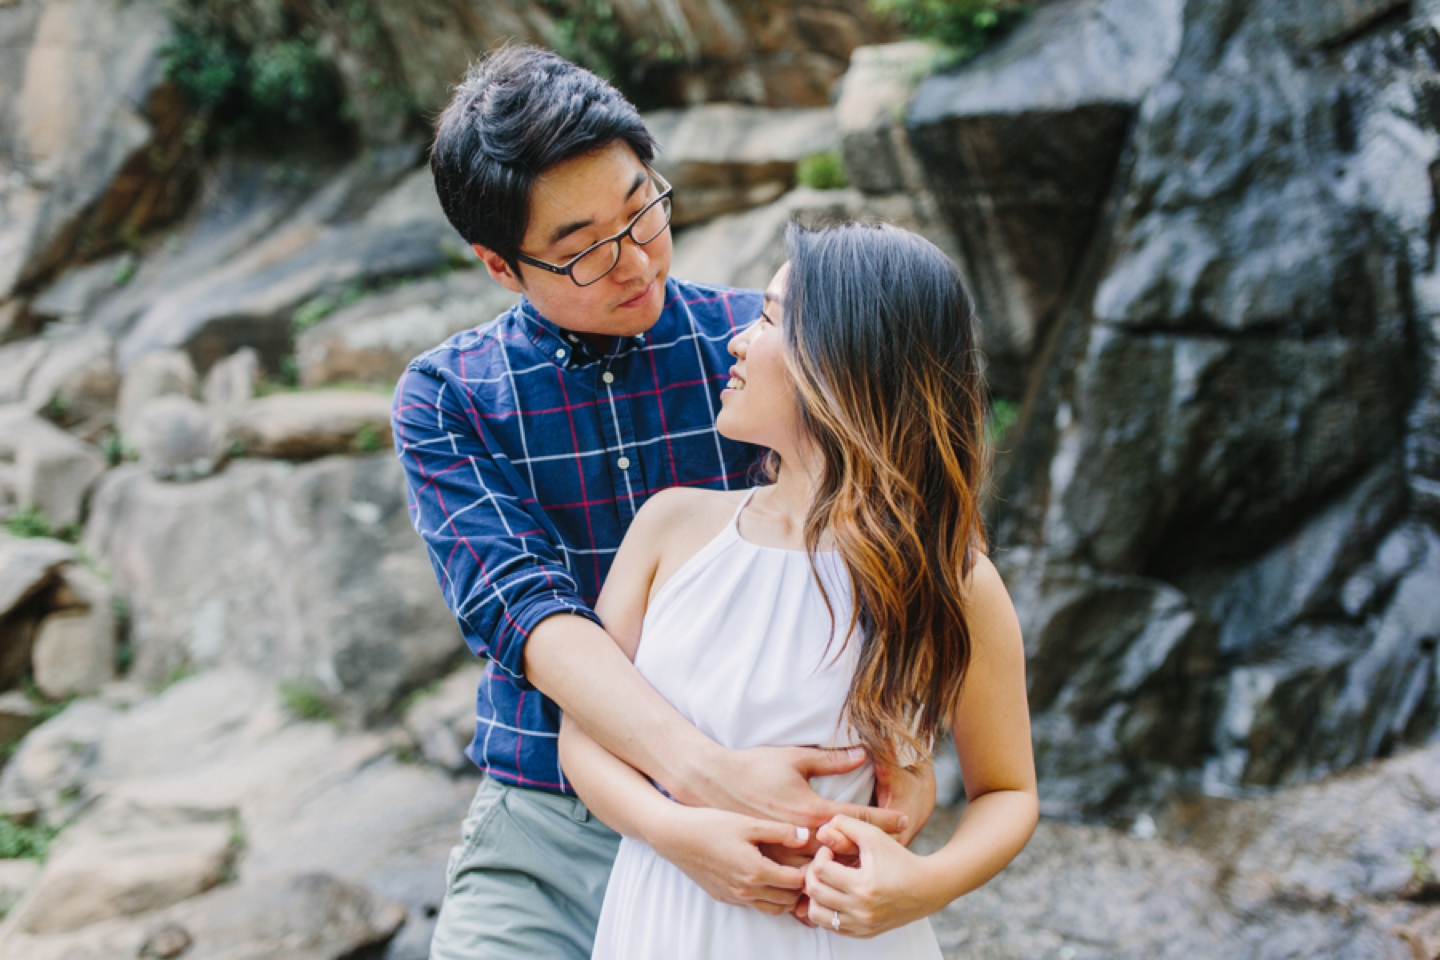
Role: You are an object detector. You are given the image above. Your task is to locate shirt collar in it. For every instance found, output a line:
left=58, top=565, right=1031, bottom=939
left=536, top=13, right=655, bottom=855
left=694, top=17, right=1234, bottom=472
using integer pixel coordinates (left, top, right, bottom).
left=516, top=295, right=653, bottom=368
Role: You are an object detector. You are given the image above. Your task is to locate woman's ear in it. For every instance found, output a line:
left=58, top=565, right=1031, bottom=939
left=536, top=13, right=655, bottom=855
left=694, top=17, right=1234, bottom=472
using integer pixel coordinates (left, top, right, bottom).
left=472, top=243, right=524, bottom=293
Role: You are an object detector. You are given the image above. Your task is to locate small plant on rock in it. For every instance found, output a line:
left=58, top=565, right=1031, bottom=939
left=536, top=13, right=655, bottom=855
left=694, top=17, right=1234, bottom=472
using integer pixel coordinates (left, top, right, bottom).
left=0, top=817, right=59, bottom=861
left=872, top=0, right=1030, bottom=65
left=279, top=679, right=335, bottom=724
left=352, top=423, right=383, bottom=454
left=5, top=506, right=52, bottom=539
left=796, top=151, right=849, bottom=191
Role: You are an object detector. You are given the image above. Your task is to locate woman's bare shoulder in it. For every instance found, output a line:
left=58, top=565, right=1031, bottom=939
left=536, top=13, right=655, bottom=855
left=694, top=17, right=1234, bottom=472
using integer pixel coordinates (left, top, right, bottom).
left=963, top=553, right=1024, bottom=659
left=635, top=485, right=745, bottom=528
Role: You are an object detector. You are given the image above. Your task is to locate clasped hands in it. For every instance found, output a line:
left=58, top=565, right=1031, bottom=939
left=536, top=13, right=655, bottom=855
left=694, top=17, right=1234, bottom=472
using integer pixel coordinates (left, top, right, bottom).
left=655, top=744, right=938, bottom=938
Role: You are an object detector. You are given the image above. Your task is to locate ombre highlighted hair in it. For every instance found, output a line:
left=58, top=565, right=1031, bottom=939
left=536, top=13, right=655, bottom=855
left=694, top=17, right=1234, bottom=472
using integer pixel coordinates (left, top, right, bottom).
left=775, top=220, right=989, bottom=767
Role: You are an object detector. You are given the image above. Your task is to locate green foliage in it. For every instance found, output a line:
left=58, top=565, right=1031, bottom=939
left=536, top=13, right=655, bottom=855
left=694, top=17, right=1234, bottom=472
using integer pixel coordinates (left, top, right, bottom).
left=112, top=258, right=137, bottom=288
left=279, top=679, right=335, bottom=723
left=351, top=423, right=382, bottom=454
left=161, top=16, right=346, bottom=145
left=0, top=818, right=59, bottom=861
left=544, top=0, right=685, bottom=103
left=796, top=151, right=848, bottom=191
left=873, top=0, right=1029, bottom=63
left=987, top=397, right=1019, bottom=448
left=5, top=506, right=52, bottom=539
left=22, top=677, right=73, bottom=723
left=1405, top=846, right=1437, bottom=885
left=292, top=295, right=337, bottom=335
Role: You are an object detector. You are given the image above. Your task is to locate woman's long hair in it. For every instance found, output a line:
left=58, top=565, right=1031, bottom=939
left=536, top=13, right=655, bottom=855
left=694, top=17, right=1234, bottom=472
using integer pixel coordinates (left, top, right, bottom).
left=776, top=220, right=989, bottom=767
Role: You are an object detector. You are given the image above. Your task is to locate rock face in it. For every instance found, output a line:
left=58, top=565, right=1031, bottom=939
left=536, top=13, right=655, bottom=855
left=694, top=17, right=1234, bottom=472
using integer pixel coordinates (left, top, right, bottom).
left=985, top=0, right=1440, bottom=813
left=0, top=0, right=188, bottom=300
left=231, top=391, right=393, bottom=460
left=0, top=407, right=106, bottom=529
left=918, top=741, right=1440, bottom=960
left=0, top=667, right=471, bottom=959
left=117, top=166, right=465, bottom=375
left=645, top=105, right=838, bottom=226
left=83, top=458, right=461, bottom=723
left=671, top=186, right=961, bottom=292
left=31, top=565, right=114, bottom=699
left=296, top=271, right=516, bottom=388
left=906, top=0, right=1185, bottom=397
left=131, top=395, right=227, bottom=482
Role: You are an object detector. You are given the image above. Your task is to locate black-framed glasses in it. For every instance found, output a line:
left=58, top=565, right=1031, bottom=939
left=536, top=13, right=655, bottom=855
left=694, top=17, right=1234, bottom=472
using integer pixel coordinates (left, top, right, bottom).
left=515, top=167, right=674, bottom=287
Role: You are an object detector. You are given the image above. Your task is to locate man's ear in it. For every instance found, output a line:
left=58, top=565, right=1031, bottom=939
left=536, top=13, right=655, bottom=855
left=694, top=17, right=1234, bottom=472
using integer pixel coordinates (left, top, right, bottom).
left=472, top=244, right=524, bottom=294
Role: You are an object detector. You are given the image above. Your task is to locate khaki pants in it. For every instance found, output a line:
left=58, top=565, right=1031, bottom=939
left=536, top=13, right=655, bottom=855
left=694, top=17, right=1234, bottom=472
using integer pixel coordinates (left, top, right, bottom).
left=430, top=776, right=621, bottom=960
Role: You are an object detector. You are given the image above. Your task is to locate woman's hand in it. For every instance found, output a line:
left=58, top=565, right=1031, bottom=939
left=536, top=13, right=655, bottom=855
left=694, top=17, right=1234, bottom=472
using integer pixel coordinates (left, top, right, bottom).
left=804, top=814, right=941, bottom=938
left=650, top=805, right=812, bottom=915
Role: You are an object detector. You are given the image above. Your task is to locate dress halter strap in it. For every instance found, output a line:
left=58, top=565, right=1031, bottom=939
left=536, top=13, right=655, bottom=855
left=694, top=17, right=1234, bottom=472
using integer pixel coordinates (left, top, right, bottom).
left=729, top=487, right=761, bottom=532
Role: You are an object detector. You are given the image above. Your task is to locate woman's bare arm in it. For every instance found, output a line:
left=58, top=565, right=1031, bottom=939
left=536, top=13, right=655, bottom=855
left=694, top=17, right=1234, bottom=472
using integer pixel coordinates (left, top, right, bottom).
left=803, top=554, right=1038, bottom=936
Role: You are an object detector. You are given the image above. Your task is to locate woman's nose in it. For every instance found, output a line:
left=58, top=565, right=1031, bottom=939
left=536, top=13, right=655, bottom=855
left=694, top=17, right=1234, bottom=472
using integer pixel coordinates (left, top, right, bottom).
left=727, top=323, right=753, bottom=358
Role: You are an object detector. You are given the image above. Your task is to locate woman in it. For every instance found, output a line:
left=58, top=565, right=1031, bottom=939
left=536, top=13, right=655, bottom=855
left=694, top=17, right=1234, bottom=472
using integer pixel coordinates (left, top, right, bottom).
left=558, top=221, right=1037, bottom=958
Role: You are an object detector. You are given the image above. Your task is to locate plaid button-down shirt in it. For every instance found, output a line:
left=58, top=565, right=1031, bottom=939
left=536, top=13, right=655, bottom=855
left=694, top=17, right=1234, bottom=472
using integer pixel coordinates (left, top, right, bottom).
left=393, top=277, right=763, bottom=794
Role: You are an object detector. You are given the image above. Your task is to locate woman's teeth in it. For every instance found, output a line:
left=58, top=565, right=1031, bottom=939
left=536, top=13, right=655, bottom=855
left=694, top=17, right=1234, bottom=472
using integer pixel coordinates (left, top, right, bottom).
left=727, top=377, right=745, bottom=390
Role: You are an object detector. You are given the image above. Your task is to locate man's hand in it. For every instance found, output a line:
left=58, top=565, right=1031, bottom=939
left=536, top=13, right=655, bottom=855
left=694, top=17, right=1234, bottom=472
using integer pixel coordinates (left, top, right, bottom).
left=876, top=759, right=935, bottom=847
left=649, top=806, right=812, bottom=915
left=677, top=745, right=910, bottom=835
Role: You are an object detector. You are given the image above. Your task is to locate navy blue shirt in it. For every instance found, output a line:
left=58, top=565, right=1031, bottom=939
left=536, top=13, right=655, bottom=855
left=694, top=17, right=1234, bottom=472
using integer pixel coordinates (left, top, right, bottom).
left=393, top=277, right=762, bottom=793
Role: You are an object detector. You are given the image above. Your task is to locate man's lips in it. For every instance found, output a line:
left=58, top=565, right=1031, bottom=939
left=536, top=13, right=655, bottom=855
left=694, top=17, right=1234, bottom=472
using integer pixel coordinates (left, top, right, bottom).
left=617, top=280, right=654, bottom=309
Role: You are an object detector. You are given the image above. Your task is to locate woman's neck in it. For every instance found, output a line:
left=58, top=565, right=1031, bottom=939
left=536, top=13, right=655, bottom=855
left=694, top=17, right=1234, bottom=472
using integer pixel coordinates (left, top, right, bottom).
left=749, top=441, right=824, bottom=549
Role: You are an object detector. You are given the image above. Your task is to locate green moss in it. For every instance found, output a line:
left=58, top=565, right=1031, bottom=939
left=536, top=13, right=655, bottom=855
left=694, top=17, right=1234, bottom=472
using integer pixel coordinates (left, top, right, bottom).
left=987, top=397, right=1019, bottom=448
left=0, top=818, right=59, bottom=861
left=5, top=507, right=52, bottom=539
left=872, top=0, right=1029, bottom=64
left=796, top=151, right=848, bottom=191
left=351, top=423, right=383, bottom=454
left=279, top=679, right=335, bottom=723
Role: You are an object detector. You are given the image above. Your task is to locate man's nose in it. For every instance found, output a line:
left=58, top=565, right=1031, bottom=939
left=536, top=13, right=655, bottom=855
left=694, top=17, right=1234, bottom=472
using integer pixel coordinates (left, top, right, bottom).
left=611, top=235, right=650, bottom=283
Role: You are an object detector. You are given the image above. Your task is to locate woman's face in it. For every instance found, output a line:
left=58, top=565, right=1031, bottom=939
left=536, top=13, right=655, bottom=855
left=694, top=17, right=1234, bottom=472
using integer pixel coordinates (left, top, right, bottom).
left=716, top=263, right=804, bottom=453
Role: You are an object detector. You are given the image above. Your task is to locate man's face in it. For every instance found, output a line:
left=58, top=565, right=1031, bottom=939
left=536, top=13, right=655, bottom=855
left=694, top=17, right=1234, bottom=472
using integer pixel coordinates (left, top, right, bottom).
left=473, top=140, right=672, bottom=339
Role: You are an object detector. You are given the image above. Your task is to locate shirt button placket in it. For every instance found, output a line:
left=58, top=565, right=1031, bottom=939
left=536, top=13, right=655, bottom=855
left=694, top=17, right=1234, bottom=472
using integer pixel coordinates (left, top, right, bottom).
left=601, top=361, right=639, bottom=522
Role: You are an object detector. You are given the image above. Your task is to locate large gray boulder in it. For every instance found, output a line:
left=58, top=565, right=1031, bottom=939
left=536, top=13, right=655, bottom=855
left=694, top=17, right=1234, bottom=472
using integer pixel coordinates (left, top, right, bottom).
left=231, top=391, right=393, bottom=461
left=83, top=458, right=461, bottom=722
left=671, top=186, right=961, bottom=294
left=296, top=271, right=516, bottom=388
left=0, top=406, right=106, bottom=529
left=645, top=105, right=838, bottom=227
left=836, top=42, right=939, bottom=195
left=987, top=0, right=1440, bottom=813
left=906, top=0, right=1184, bottom=397
left=115, top=349, right=197, bottom=442
left=20, top=328, right=118, bottom=429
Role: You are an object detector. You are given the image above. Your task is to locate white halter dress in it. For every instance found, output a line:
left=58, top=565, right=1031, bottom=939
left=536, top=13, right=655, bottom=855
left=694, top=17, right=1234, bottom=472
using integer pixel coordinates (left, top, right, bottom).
left=590, top=490, right=942, bottom=960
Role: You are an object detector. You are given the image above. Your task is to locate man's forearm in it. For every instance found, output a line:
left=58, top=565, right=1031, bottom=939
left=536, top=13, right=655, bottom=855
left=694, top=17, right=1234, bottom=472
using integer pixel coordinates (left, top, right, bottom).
left=524, top=613, right=715, bottom=803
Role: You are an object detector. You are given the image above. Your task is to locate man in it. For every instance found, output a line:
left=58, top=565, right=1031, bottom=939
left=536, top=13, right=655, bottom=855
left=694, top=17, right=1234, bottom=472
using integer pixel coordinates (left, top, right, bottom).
left=393, top=45, right=934, bottom=960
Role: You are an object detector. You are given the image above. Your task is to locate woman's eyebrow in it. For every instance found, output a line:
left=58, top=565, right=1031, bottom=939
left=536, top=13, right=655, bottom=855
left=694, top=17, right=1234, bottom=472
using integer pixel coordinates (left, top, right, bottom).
left=546, top=171, right=649, bottom=247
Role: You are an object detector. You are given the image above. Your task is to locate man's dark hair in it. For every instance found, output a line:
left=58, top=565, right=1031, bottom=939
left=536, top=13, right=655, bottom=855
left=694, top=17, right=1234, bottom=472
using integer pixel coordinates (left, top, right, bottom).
left=431, top=46, right=656, bottom=273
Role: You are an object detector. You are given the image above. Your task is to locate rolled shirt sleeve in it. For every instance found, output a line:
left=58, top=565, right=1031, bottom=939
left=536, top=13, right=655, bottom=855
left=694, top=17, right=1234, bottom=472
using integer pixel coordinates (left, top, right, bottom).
left=392, top=359, right=602, bottom=690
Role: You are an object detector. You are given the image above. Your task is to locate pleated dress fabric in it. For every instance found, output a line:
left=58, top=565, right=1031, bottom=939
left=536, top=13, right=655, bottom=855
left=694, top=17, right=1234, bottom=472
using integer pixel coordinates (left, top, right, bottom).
left=591, top=492, right=943, bottom=960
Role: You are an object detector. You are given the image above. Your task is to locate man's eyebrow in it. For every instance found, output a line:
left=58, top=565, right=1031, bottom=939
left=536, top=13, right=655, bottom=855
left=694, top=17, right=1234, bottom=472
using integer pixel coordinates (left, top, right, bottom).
left=546, top=171, right=649, bottom=248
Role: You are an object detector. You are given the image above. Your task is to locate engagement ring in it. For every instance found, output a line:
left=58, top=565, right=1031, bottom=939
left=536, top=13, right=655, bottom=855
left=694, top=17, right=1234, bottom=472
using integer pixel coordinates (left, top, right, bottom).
left=831, top=910, right=842, bottom=931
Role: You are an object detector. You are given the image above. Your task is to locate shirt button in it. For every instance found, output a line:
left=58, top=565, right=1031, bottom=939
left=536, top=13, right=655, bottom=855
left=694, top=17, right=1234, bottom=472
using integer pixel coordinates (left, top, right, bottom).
left=555, top=348, right=566, bottom=359
left=616, top=456, right=631, bottom=470
left=602, top=371, right=615, bottom=385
